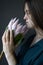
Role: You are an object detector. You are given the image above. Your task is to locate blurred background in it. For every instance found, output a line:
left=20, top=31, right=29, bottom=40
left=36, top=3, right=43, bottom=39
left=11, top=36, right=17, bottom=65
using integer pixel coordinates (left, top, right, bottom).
left=0, top=0, right=25, bottom=65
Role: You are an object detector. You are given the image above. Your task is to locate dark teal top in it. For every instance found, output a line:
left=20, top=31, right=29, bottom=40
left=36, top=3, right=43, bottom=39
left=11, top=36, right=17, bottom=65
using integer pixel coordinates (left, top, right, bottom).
left=21, top=39, right=43, bottom=65
left=15, top=29, right=43, bottom=65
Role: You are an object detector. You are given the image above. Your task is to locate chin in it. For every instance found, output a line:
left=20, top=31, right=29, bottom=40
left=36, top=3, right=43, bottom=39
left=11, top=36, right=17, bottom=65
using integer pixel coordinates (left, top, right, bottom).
left=27, top=25, right=33, bottom=29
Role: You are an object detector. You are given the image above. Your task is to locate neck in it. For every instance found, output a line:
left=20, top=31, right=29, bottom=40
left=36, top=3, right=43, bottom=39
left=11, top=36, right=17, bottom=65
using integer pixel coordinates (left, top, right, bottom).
left=30, top=27, right=43, bottom=47
left=34, top=27, right=43, bottom=42
left=35, top=27, right=43, bottom=37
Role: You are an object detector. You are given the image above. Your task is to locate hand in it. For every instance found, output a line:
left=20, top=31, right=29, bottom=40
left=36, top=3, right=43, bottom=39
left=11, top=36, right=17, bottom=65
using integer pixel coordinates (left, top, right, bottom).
left=2, top=30, right=17, bottom=65
left=2, top=29, right=15, bottom=55
left=2, top=17, right=28, bottom=65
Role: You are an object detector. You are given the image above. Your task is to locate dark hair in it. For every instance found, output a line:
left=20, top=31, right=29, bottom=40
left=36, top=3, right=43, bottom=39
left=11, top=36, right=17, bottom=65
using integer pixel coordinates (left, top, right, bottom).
left=24, top=0, right=43, bottom=30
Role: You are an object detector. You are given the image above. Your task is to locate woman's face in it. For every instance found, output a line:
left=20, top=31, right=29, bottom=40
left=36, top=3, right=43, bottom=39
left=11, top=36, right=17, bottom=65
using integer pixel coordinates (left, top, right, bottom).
left=23, top=3, right=34, bottom=28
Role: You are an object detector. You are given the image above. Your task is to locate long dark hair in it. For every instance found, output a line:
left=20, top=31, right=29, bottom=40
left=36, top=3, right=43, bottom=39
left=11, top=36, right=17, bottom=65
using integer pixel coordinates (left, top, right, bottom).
left=24, top=0, right=43, bottom=30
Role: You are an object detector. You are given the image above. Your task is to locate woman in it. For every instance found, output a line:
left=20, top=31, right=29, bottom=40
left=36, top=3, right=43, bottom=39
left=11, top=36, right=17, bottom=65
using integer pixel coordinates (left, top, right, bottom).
left=2, top=0, right=43, bottom=65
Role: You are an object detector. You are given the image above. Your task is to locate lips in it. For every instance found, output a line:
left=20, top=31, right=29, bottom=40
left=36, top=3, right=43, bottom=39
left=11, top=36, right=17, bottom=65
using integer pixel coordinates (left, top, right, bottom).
left=26, top=20, right=28, bottom=23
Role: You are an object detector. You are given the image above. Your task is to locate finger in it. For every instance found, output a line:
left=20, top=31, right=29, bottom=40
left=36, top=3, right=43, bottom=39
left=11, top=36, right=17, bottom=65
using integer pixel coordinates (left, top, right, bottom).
left=6, top=30, right=10, bottom=43
left=2, top=31, right=6, bottom=44
left=10, top=30, right=14, bottom=44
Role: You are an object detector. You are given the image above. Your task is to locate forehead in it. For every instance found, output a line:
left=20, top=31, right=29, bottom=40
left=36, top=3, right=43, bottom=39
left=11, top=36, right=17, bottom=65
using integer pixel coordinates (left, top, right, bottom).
left=24, top=3, right=29, bottom=12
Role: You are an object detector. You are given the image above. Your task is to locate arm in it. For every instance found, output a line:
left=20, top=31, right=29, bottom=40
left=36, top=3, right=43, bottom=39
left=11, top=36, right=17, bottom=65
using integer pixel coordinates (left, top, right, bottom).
left=5, top=52, right=17, bottom=65
left=2, top=18, right=27, bottom=65
left=2, top=30, right=17, bottom=65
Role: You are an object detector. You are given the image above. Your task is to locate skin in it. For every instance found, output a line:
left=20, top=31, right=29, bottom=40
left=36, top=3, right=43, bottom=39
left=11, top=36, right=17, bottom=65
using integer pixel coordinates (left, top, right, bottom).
left=2, top=30, right=17, bottom=65
left=2, top=18, right=27, bottom=65
left=2, top=2, right=43, bottom=65
left=24, top=2, right=43, bottom=46
left=23, top=3, right=35, bottom=28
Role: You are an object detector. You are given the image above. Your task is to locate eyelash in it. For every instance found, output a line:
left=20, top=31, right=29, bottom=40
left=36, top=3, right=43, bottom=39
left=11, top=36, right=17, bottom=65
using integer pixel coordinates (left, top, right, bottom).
left=24, top=11, right=30, bottom=16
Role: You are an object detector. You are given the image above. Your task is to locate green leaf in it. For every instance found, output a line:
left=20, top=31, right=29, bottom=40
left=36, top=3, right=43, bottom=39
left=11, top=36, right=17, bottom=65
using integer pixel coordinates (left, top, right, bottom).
left=14, top=33, right=23, bottom=44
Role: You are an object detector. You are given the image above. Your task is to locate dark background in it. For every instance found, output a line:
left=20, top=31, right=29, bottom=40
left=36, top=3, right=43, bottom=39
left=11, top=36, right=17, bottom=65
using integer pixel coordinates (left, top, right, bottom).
left=0, top=0, right=25, bottom=65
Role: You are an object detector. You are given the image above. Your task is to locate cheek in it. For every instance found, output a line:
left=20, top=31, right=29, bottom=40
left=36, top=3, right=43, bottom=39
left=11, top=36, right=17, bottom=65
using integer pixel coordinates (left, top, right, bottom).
left=28, top=15, right=34, bottom=25
left=26, top=18, right=34, bottom=28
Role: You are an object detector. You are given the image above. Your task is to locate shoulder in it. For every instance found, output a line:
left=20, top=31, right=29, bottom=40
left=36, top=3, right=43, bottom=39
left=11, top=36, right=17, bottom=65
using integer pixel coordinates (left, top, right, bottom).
left=33, top=52, right=43, bottom=65
left=16, top=39, right=43, bottom=65
left=20, top=39, right=43, bottom=65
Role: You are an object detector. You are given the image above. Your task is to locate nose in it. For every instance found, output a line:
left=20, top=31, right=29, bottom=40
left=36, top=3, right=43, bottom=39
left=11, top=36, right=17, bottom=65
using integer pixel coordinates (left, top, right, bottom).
left=23, top=14, right=27, bottom=20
